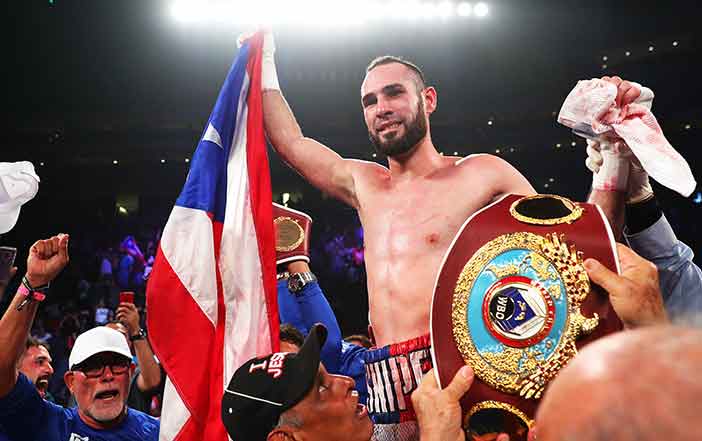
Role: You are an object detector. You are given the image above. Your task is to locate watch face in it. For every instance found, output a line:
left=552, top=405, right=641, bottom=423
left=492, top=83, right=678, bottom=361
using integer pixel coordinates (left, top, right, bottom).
left=288, top=276, right=302, bottom=292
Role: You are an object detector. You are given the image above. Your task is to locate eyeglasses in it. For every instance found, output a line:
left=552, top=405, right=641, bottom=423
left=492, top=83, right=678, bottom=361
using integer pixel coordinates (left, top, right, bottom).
left=73, top=357, right=131, bottom=379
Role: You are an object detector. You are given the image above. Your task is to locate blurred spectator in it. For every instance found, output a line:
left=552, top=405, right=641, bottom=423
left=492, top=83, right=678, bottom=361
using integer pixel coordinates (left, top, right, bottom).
left=94, top=299, right=111, bottom=325
left=116, top=235, right=146, bottom=292
left=108, top=301, right=163, bottom=415
left=17, top=337, right=54, bottom=401
left=99, top=249, right=113, bottom=281
left=66, top=301, right=164, bottom=417
left=46, top=312, right=81, bottom=406
left=0, top=234, right=157, bottom=440
left=30, top=318, right=53, bottom=344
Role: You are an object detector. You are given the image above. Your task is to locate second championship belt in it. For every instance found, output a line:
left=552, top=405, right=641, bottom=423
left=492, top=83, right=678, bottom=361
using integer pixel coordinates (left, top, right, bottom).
left=430, top=194, right=622, bottom=441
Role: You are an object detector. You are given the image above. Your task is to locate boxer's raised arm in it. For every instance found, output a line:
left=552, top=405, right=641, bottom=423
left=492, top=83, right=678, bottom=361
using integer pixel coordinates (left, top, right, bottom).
left=256, top=32, right=358, bottom=208
left=263, top=90, right=359, bottom=208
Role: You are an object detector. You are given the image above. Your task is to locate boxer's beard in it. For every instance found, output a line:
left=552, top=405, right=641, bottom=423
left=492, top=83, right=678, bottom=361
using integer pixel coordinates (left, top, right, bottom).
left=369, top=101, right=428, bottom=158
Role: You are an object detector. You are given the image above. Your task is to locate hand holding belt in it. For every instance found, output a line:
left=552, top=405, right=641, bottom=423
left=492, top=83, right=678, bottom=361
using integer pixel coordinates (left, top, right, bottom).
left=273, top=203, right=312, bottom=266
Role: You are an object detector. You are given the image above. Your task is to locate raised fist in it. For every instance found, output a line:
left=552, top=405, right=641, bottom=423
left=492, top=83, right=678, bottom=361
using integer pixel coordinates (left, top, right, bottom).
left=26, top=234, right=70, bottom=288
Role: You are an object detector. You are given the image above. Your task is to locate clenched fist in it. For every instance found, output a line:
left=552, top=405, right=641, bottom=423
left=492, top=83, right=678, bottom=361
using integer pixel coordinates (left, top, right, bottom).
left=26, top=234, right=70, bottom=288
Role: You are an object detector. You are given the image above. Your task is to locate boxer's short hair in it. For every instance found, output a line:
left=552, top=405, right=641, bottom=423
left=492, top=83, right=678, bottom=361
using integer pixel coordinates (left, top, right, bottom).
left=366, top=55, right=426, bottom=92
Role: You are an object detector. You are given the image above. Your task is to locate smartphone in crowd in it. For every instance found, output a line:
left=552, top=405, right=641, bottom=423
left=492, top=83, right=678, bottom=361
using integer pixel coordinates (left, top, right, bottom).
left=119, top=291, right=135, bottom=304
left=0, top=247, right=17, bottom=284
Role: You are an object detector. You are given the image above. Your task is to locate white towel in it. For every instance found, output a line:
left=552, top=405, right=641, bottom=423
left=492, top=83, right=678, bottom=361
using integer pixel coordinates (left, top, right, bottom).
left=558, top=79, right=696, bottom=197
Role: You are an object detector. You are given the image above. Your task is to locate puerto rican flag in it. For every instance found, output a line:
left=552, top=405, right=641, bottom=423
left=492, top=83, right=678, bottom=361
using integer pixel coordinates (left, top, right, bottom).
left=147, top=33, right=279, bottom=441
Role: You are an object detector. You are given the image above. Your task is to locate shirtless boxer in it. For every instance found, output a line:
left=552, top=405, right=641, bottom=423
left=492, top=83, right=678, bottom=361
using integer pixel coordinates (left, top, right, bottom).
left=257, top=32, right=629, bottom=436
left=262, top=37, right=534, bottom=348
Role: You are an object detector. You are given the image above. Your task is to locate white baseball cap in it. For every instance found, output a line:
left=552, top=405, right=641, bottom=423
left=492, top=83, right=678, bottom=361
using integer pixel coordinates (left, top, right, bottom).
left=69, top=326, right=133, bottom=369
left=0, top=162, right=40, bottom=234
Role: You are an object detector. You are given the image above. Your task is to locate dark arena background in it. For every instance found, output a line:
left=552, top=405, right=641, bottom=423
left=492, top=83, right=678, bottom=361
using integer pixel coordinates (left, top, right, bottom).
left=3, top=0, right=701, bottom=339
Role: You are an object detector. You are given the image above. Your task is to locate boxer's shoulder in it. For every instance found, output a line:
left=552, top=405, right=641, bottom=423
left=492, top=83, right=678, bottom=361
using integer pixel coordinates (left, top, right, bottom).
left=455, top=153, right=532, bottom=190
left=346, top=158, right=391, bottom=182
left=454, top=153, right=504, bottom=169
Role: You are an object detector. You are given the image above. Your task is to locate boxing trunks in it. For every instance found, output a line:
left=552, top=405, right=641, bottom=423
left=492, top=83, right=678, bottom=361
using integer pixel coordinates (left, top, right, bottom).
left=362, top=335, right=432, bottom=441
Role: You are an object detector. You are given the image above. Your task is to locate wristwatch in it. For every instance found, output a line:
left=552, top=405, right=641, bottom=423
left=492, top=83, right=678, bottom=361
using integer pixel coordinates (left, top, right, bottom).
left=130, top=328, right=147, bottom=342
left=287, top=272, right=317, bottom=293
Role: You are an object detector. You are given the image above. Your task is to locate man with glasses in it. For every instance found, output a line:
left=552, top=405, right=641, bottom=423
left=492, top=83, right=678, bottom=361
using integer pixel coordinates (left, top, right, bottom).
left=0, top=234, right=159, bottom=441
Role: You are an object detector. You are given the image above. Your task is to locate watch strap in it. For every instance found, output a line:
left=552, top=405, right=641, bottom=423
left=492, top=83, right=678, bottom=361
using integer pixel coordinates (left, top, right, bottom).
left=130, top=329, right=146, bottom=341
left=287, top=271, right=317, bottom=293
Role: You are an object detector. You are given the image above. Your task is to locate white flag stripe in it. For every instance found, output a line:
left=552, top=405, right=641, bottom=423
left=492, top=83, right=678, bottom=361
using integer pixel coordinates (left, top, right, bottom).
left=220, top=73, right=272, bottom=390
left=159, top=377, right=191, bottom=441
left=160, top=206, right=219, bottom=325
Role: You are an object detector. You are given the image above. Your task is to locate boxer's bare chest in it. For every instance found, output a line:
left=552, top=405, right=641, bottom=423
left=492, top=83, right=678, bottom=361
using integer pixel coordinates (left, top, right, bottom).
left=354, top=164, right=498, bottom=343
left=357, top=165, right=496, bottom=263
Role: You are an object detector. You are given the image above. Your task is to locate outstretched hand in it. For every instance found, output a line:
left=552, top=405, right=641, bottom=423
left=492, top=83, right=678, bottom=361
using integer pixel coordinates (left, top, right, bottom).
left=116, top=301, right=141, bottom=337
left=412, top=367, right=474, bottom=441
left=26, top=234, right=70, bottom=288
left=584, top=243, right=667, bottom=329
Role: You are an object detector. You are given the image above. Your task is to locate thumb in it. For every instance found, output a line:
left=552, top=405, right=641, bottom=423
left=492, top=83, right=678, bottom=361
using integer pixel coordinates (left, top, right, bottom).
left=586, top=139, right=601, bottom=152
left=58, top=234, right=70, bottom=262
left=584, top=258, right=621, bottom=296
left=443, top=365, right=474, bottom=401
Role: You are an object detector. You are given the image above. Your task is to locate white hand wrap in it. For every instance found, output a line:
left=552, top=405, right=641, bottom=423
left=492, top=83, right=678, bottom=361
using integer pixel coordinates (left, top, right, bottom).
left=626, top=158, right=654, bottom=204
left=586, top=139, right=653, bottom=201
left=589, top=138, right=630, bottom=192
left=262, top=32, right=280, bottom=91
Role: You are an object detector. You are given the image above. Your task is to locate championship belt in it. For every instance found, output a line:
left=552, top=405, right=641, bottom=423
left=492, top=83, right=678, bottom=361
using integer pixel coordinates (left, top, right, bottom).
left=430, top=194, right=622, bottom=441
left=273, top=203, right=312, bottom=266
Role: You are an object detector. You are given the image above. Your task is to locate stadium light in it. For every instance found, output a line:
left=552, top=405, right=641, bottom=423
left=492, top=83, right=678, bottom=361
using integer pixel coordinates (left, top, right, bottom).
left=437, top=1, right=453, bottom=18
left=168, top=1, right=490, bottom=25
left=421, top=2, right=438, bottom=19
left=171, top=1, right=204, bottom=23
left=474, top=2, right=489, bottom=17
left=456, top=2, right=472, bottom=16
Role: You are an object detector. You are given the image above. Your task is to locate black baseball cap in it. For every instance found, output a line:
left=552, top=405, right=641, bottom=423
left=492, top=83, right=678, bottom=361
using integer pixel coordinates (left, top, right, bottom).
left=221, top=324, right=328, bottom=441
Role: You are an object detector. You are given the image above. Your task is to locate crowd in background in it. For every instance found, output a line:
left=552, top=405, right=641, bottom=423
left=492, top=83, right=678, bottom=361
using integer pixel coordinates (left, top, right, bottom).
left=0, top=205, right=367, bottom=414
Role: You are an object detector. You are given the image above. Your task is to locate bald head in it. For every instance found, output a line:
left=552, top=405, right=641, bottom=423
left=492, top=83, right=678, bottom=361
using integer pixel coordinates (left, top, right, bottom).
left=536, top=326, right=702, bottom=441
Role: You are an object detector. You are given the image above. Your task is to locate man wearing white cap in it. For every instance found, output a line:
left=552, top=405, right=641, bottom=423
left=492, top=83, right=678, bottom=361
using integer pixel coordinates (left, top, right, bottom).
left=0, top=161, right=40, bottom=234
left=0, top=234, right=159, bottom=441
